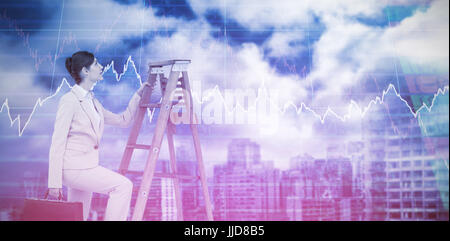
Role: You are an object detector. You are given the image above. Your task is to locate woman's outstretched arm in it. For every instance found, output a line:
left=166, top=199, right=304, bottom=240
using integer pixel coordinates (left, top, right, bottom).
left=101, top=92, right=141, bottom=128
left=101, top=82, right=151, bottom=128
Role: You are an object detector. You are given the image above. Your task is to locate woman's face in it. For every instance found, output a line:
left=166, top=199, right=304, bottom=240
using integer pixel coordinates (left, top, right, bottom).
left=85, top=58, right=104, bottom=83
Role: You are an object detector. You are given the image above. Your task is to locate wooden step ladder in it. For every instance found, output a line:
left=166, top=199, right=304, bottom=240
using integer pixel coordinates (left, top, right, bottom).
left=118, top=60, right=213, bottom=221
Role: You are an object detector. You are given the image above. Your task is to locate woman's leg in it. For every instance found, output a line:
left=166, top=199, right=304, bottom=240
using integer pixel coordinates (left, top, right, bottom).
left=67, top=187, right=92, bottom=221
left=64, top=169, right=92, bottom=221
left=63, top=166, right=133, bottom=221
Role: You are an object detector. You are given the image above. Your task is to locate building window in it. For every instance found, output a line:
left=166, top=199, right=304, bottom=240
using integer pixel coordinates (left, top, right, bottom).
left=414, top=201, right=423, bottom=208
left=425, top=202, right=437, bottom=209
left=402, top=181, right=411, bottom=188
left=402, top=161, right=411, bottom=167
left=388, top=182, right=400, bottom=188
left=388, top=151, right=400, bottom=158
left=403, top=202, right=412, bottom=209
left=402, top=192, right=412, bottom=199
left=389, top=213, right=401, bottom=219
left=402, top=171, right=411, bottom=178
left=424, top=181, right=436, bottom=188
left=413, top=191, right=423, bottom=198
left=424, top=149, right=434, bottom=155
left=401, top=138, right=410, bottom=145
left=427, top=212, right=437, bottom=220
left=424, top=170, right=435, bottom=177
left=414, top=160, right=422, bottom=167
left=424, top=191, right=438, bottom=199
left=388, top=172, right=400, bottom=178
left=425, top=160, right=435, bottom=167
left=403, top=212, right=413, bottom=219
left=388, top=162, right=399, bottom=169
left=388, top=192, right=400, bottom=199
left=413, top=171, right=422, bottom=178
left=414, top=181, right=423, bottom=188
left=415, top=212, right=424, bottom=219
left=388, top=140, right=400, bottom=146
left=389, top=202, right=400, bottom=209
left=402, top=151, right=410, bottom=157
left=439, top=212, right=449, bottom=220
left=412, top=138, right=422, bottom=144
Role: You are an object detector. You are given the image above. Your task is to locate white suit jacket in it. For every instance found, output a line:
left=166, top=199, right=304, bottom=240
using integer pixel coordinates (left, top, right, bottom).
left=48, top=86, right=141, bottom=188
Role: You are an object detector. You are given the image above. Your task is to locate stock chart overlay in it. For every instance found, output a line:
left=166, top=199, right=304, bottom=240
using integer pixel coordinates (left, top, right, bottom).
left=0, top=0, right=448, bottom=221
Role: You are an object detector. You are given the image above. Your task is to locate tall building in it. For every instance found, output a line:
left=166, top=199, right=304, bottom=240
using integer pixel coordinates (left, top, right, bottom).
left=176, top=144, right=208, bottom=220
left=347, top=141, right=367, bottom=221
left=281, top=155, right=356, bottom=220
left=362, top=98, right=390, bottom=220
left=362, top=88, right=449, bottom=220
left=227, top=138, right=261, bottom=168
left=213, top=138, right=283, bottom=220
left=384, top=133, right=449, bottom=220
left=161, top=177, right=177, bottom=221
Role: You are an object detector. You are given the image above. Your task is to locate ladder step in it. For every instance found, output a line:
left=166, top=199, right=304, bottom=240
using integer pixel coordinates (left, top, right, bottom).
left=140, top=100, right=181, bottom=109
left=140, top=103, right=161, bottom=108
left=127, top=144, right=152, bottom=150
left=125, top=170, right=199, bottom=180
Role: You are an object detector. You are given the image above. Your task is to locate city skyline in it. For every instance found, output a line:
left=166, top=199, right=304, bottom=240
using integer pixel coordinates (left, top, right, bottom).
left=1, top=129, right=448, bottom=221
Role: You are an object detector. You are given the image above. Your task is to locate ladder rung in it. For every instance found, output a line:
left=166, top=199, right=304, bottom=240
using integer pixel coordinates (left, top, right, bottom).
left=125, top=170, right=199, bottom=180
left=140, top=103, right=161, bottom=108
left=149, top=59, right=191, bottom=67
left=127, top=144, right=152, bottom=150
left=140, top=100, right=182, bottom=109
left=156, top=173, right=199, bottom=180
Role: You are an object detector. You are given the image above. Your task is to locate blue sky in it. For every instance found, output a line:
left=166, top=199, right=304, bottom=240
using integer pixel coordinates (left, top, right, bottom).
left=0, top=0, right=448, bottom=168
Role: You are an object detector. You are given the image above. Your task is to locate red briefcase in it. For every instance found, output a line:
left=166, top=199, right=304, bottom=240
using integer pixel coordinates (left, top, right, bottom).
left=21, top=190, right=83, bottom=221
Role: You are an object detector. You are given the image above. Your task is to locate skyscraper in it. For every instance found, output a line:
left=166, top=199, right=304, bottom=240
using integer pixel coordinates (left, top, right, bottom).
left=176, top=143, right=207, bottom=220
left=213, top=138, right=283, bottom=220
left=362, top=87, right=449, bottom=220
left=227, top=138, right=261, bottom=168
left=281, top=154, right=356, bottom=221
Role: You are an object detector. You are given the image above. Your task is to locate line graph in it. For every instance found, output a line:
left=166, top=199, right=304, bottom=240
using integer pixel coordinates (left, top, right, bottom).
left=0, top=6, right=130, bottom=72
left=1, top=56, right=448, bottom=139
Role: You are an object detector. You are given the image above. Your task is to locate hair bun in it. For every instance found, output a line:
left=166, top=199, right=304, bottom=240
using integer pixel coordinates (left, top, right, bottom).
left=65, top=57, right=73, bottom=74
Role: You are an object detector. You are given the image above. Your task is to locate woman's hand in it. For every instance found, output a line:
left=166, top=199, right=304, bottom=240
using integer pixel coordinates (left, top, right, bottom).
left=48, top=188, right=63, bottom=200
left=137, top=82, right=152, bottom=97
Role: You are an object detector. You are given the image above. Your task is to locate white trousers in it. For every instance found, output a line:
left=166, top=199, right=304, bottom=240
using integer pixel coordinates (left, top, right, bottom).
left=63, top=166, right=133, bottom=221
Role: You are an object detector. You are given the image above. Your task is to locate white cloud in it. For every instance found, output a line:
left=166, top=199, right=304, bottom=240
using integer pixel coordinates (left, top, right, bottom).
left=141, top=23, right=308, bottom=104
left=264, top=31, right=305, bottom=57
left=384, top=0, right=449, bottom=72
left=300, top=0, right=449, bottom=116
left=305, top=15, right=385, bottom=113
left=189, top=0, right=388, bottom=29
left=60, top=0, right=185, bottom=51
left=186, top=0, right=448, bottom=120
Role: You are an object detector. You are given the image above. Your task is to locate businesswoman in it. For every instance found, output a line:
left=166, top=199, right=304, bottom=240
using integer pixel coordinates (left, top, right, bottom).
left=47, top=51, right=150, bottom=221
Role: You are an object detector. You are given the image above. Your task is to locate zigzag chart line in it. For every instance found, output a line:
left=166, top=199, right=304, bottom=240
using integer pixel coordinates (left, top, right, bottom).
left=1, top=56, right=449, bottom=140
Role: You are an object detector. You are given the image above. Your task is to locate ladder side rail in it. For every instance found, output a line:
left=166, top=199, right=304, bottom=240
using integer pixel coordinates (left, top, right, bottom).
left=131, top=69, right=181, bottom=221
